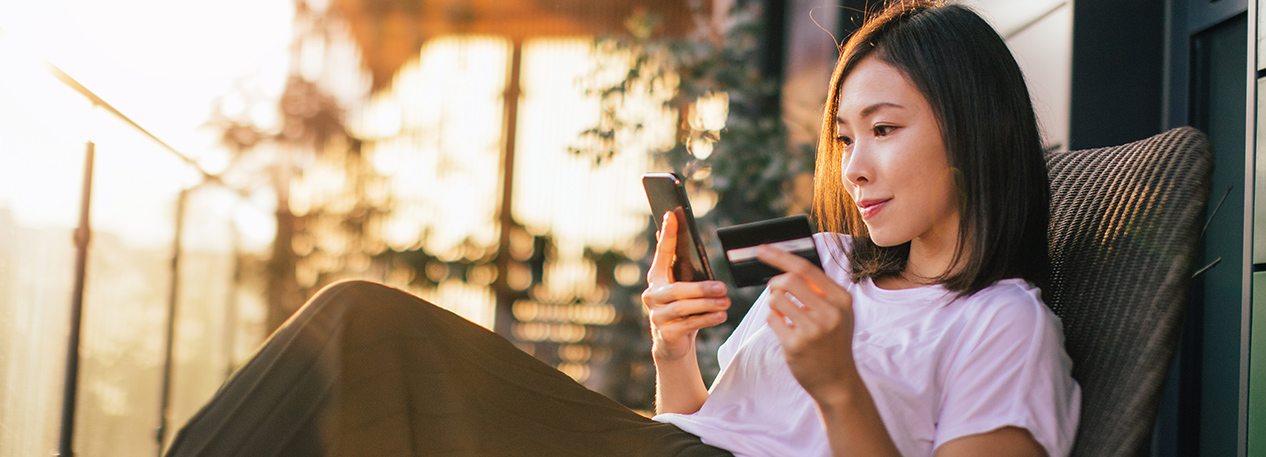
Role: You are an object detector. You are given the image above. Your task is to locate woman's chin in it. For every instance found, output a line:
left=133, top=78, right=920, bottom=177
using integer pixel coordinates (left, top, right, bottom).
left=866, top=232, right=906, bottom=247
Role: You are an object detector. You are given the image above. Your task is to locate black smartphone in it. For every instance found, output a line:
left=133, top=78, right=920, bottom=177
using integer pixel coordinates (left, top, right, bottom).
left=642, top=172, right=714, bottom=282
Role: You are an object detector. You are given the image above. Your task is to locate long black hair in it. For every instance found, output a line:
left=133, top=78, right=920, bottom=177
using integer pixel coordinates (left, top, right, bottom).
left=812, top=0, right=1050, bottom=296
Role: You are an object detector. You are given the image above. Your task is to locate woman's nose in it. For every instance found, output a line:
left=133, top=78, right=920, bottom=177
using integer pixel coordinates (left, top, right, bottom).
left=843, top=147, right=870, bottom=186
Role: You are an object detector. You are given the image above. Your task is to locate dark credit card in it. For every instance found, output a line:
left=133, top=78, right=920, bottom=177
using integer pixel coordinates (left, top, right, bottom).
left=716, top=215, right=822, bottom=288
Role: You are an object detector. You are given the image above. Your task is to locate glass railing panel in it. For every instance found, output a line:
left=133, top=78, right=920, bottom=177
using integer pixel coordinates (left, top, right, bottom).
left=76, top=108, right=201, bottom=456
left=0, top=26, right=272, bottom=457
left=162, top=183, right=270, bottom=449
left=0, top=58, right=89, bottom=457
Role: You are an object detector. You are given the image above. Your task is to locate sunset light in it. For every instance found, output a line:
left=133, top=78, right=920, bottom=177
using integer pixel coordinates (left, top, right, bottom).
left=0, top=1, right=292, bottom=455
left=1, top=0, right=1224, bottom=455
left=1, top=0, right=711, bottom=454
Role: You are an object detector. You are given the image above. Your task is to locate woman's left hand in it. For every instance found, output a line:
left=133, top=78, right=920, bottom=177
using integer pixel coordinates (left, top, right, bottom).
left=757, top=244, right=858, bottom=404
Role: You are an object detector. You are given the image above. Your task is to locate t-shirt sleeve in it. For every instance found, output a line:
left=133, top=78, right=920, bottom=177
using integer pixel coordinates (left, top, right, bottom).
left=933, top=286, right=1081, bottom=457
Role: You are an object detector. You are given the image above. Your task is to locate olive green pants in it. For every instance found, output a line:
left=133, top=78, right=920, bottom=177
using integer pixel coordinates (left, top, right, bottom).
left=166, top=280, right=732, bottom=457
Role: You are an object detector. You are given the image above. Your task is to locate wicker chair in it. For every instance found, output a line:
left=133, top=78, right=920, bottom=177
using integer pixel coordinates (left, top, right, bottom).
left=1045, top=127, right=1213, bottom=457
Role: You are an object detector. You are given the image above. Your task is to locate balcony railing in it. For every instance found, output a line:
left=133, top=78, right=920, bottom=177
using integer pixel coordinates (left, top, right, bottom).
left=0, top=30, right=272, bottom=457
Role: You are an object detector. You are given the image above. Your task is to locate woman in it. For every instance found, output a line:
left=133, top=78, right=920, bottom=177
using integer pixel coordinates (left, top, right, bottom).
left=167, top=2, right=1078, bottom=456
left=644, top=2, right=1078, bottom=456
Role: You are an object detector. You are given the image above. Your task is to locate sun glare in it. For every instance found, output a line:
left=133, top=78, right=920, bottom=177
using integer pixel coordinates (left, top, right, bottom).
left=0, top=4, right=292, bottom=455
left=1, top=0, right=693, bottom=449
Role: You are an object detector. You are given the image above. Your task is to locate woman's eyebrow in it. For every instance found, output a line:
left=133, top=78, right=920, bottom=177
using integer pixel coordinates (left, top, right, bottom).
left=860, top=102, right=903, bottom=118
left=837, top=102, right=904, bottom=123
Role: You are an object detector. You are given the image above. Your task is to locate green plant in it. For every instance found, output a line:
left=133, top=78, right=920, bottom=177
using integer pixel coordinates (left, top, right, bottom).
left=573, top=0, right=818, bottom=386
left=576, top=0, right=815, bottom=227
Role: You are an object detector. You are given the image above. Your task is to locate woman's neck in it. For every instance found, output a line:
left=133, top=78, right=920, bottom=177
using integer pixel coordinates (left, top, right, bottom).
left=880, top=231, right=964, bottom=290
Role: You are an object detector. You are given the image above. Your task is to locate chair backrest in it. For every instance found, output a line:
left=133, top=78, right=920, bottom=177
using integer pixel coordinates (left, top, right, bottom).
left=1044, top=127, right=1212, bottom=457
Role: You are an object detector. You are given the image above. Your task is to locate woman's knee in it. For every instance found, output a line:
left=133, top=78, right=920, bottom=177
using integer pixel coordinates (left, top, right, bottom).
left=282, top=280, right=427, bottom=332
left=314, top=279, right=396, bottom=299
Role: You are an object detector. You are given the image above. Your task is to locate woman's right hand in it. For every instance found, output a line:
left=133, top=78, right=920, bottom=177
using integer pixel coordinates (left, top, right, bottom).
left=641, top=211, right=730, bottom=362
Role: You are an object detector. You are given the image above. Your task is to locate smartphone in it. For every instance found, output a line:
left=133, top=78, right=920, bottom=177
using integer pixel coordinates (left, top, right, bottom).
left=642, top=172, right=714, bottom=282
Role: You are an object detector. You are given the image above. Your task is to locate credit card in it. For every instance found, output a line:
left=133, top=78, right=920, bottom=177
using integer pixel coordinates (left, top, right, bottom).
left=716, top=215, right=821, bottom=288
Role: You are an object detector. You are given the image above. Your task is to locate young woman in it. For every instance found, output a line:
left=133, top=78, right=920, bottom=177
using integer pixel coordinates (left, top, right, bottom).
left=643, top=1, right=1078, bottom=456
left=167, top=2, right=1078, bottom=456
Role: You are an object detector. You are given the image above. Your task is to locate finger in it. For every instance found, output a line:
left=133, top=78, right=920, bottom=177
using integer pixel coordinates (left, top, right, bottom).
left=643, top=280, right=729, bottom=307
left=659, top=310, right=728, bottom=335
left=767, top=273, right=833, bottom=314
left=765, top=305, right=795, bottom=340
left=767, top=273, right=853, bottom=336
left=647, top=211, right=679, bottom=284
left=649, top=297, right=730, bottom=325
left=767, top=289, right=818, bottom=332
left=757, top=244, right=831, bottom=297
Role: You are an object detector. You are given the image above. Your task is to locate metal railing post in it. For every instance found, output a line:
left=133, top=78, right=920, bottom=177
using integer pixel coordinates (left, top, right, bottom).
left=156, top=187, right=189, bottom=456
left=58, top=138, right=95, bottom=457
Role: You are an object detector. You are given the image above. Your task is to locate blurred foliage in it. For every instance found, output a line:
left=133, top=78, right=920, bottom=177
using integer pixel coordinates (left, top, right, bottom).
left=205, top=0, right=816, bottom=410
left=575, top=0, right=815, bottom=228
left=573, top=0, right=817, bottom=387
left=208, top=74, right=380, bottom=330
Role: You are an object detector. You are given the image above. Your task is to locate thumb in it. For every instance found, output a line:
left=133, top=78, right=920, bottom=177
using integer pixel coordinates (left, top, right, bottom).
left=647, top=211, right=678, bottom=284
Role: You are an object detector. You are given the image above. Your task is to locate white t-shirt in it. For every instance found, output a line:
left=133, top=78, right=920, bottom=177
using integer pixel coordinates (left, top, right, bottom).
left=655, top=233, right=1081, bottom=457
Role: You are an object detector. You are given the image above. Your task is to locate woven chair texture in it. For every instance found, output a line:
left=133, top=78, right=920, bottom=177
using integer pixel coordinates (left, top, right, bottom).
left=1044, top=127, right=1212, bottom=457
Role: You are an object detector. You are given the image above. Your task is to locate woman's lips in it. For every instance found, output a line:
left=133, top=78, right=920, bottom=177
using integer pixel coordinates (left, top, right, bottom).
left=858, top=199, right=890, bottom=220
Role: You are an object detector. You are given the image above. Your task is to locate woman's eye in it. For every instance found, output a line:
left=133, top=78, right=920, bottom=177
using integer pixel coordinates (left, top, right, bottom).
left=836, top=134, right=853, bottom=146
left=873, top=125, right=895, bottom=136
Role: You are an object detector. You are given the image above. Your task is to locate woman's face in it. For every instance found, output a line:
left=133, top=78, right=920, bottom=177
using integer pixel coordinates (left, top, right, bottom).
left=835, top=56, right=959, bottom=251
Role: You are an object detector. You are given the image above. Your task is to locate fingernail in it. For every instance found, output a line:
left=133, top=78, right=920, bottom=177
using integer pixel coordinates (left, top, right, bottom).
left=711, top=282, right=725, bottom=294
